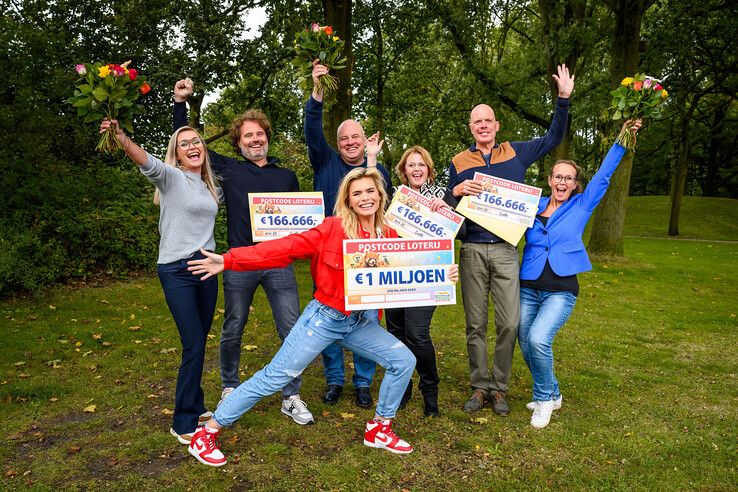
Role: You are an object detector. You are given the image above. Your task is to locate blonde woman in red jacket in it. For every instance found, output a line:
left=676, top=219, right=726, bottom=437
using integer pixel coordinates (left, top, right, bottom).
left=185, top=167, right=459, bottom=466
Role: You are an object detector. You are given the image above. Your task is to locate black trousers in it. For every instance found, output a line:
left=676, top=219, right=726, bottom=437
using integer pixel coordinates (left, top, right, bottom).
left=385, top=305, right=440, bottom=393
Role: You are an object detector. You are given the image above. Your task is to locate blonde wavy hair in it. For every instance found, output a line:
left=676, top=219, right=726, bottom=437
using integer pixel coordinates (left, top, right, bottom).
left=395, top=146, right=437, bottom=186
left=154, top=126, right=220, bottom=205
left=335, top=167, right=389, bottom=239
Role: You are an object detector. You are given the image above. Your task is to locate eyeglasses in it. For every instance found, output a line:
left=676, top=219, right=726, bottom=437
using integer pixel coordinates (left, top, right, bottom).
left=177, top=138, right=203, bottom=149
left=551, top=174, right=576, bottom=184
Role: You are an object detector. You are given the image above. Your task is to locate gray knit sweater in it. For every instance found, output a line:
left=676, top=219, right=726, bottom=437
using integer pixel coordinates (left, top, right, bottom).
left=140, top=152, right=219, bottom=264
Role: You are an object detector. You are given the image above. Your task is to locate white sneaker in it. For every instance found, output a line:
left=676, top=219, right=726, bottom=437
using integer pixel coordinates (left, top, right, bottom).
left=217, top=387, right=235, bottom=408
left=530, top=400, right=555, bottom=429
left=198, top=411, right=213, bottom=426
left=526, top=395, right=562, bottom=411
left=170, top=427, right=196, bottom=445
left=281, top=395, right=315, bottom=425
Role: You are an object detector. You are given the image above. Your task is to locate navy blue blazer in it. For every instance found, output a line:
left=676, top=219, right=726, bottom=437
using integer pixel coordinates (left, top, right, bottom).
left=520, top=143, right=626, bottom=279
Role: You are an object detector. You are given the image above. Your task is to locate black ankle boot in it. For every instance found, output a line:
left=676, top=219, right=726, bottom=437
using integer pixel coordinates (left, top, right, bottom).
left=398, top=381, right=413, bottom=409
left=422, top=388, right=439, bottom=417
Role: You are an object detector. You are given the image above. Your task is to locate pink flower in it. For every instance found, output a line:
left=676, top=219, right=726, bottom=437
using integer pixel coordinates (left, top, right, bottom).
left=643, top=78, right=652, bottom=89
left=75, top=64, right=87, bottom=75
left=311, top=23, right=320, bottom=32
left=128, top=68, right=138, bottom=81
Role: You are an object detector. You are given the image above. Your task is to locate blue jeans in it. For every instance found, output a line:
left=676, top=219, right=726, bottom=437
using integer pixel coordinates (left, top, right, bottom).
left=518, top=287, right=577, bottom=402
left=221, top=267, right=301, bottom=397
left=321, top=316, right=377, bottom=388
left=157, top=251, right=218, bottom=434
left=214, top=300, right=416, bottom=426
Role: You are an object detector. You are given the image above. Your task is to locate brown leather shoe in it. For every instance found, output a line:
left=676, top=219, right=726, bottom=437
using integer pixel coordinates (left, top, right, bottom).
left=489, top=391, right=510, bottom=416
left=463, top=389, right=486, bottom=412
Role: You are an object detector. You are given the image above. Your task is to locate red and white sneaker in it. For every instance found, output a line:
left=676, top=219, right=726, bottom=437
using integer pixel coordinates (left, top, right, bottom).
left=188, top=426, right=227, bottom=467
left=363, top=419, right=413, bottom=454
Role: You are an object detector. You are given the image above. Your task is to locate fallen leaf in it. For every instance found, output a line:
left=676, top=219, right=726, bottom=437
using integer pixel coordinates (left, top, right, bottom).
left=321, top=410, right=330, bottom=417
left=45, top=360, right=62, bottom=369
left=75, top=341, right=82, bottom=347
left=217, top=308, right=224, bottom=314
left=129, top=314, right=136, bottom=320
left=5, top=470, right=16, bottom=478
left=92, top=333, right=102, bottom=340
left=161, top=408, right=174, bottom=415
left=243, top=345, right=258, bottom=351
left=14, top=361, right=26, bottom=367
left=50, top=397, right=59, bottom=402
left=83, top=405, right=96, bottom=413
left=128, top=326, right=141, bottom=331
left=160, top=347, right=177, bottom=354
left=68, top=446, right=82, bottom=454
left=49, top=305, right=57, bottom=310
left=99, top=300, right=110, bottom=304
left=82, top=351, right=93, bottom=357
left=134, top=340, right=142, bottom=344
left=471, top=417, right=489, bottom=424
left=101, top=341, right=112, bottom=347
left=207, top=334, right=215, bottom=340
left=147, top=394, right=158, bottom=399
left=340, top=412, right=355, bottom=419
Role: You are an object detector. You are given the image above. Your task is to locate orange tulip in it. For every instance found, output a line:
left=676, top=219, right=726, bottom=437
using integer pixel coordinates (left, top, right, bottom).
left=139, top=82, right=151, bottom=95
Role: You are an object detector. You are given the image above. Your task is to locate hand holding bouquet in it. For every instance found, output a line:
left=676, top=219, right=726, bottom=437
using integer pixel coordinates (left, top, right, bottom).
left=292, top=23, right=348, bottom=98
left=69, top=61, right=151, bottom=153
left=609, top=73, right=668, bottom=149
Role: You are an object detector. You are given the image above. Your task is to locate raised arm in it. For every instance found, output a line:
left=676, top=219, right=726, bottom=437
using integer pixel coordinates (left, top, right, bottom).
left=580, top=119, right=642, bottom=212
left=100, top=119, right=147, bottom=166
left=311, top=59, right=328, bottom=103
left=304, top=62, right=335, bottom=170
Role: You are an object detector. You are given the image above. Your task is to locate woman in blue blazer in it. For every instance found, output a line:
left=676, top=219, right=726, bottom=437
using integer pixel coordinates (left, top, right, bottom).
left=518, top=120, right=641, bottom=429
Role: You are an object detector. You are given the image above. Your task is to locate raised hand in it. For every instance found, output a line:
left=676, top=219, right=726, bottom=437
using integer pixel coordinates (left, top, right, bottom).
left=187, top=249, right=225, bottom=280
left=174, top=78, right=194, bottom=103
left=366, top=132, right=384, bottom=157
left=311, top=59, right=329, bottom=101
left=100, top=118, right=126, bottom=142
left=552, top=64, right=575, bottom=99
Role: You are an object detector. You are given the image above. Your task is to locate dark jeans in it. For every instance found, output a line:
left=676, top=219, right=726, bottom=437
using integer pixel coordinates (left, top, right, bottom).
left=385, top=306, right=440, bottom=394
left=157, top=251, right=218, bottom=434
left=220, top=267, right=301, bottom=397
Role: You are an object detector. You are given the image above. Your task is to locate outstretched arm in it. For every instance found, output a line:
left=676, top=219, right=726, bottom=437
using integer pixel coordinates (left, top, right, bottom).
left=100, top=119, right=147, bottom=166
left=311, top=59, right=328, bottom=103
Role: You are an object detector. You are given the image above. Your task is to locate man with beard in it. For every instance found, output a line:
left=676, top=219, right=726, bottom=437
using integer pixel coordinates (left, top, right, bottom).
left=172, top=79, right=314, bottom=426
left=304, top=61, right=393, bottom=409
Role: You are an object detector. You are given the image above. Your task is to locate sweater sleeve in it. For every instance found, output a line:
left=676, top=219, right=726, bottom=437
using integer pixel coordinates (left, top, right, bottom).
left=173, top=101, right=188, bottom=133
left=512, top=97, right=570, bottom=167
left=304, top=96, right=334, bottom=173
left=222, top=220, right=327, bottom=271
left=139, top=152, right=178, bottom=190
left=579, top=143, right=627, bottom=212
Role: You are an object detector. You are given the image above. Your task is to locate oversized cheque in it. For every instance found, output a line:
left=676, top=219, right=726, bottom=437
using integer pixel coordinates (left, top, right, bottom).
left=385, top=185, right=465, bottom=239
left=456, top=173, right=542, bottom=245
left=343, top=238, right=456, bottom=310
left=249, top=192, right=325, bottom=241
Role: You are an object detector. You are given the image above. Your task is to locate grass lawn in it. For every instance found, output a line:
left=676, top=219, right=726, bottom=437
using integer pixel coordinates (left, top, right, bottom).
left=1, top=196, right=737, bottom=491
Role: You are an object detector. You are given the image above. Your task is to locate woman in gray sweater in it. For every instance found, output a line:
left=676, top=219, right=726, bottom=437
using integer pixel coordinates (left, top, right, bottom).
left=99, top=119, right=220, bottom=444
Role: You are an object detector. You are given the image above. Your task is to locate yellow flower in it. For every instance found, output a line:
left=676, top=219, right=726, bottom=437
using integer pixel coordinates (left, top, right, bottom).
left=333, top=36, right=339, bottom=42
left=621, top=77, right=634, bottom=86
left=98, top=65, right=111, bottom=78
left=661, top=89, right=668, bottom=98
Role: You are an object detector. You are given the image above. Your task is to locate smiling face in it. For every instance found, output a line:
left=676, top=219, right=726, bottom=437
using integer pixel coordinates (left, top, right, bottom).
left=239, top=120, right=269, bottom=164
left=469, top=104, right=500, bottom=148
left=175, top=130, right=205, bottom=172
left=348, top=177, right=380, bottom=218
left=337, top=120, right=366, bottom=165
left=404, top=152, right=430, bottom=190
left=548, top=162, right=578, bottom=203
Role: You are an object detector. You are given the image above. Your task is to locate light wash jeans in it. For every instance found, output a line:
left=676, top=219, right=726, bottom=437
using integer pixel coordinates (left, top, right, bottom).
left=220, top=267, right=301, bottom=397
left=321, top=309, right=377, bottom=388
left=213, top=300, right=416, bottom=427
left=518, top=287, right=577, bottom=401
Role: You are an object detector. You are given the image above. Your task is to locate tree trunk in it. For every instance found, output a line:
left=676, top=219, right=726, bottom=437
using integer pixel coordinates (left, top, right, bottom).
left=322, top=0, right=353, bottom=149
left=668, top=123, right=690, bottom=236
left=703, top=102, right=727, bottom=196
left=587, top=0, right=649, bottom=255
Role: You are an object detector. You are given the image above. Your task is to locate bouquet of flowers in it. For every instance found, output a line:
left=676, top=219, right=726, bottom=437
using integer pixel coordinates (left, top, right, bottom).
left=69, top=61, right=151, bottom=153
left=292, top=23, right=348, bottom=98
left=609, top=73, right=668, bottom=149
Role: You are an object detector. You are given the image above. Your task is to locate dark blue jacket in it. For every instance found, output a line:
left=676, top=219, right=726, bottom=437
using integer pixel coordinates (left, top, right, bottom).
left=304, top=96, right=393, bottom=216
left=174, top=102, right=299, bottom=248
left=447, top=97, right=569, bottom=243
left=520, top=143, right=626, bottom=279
